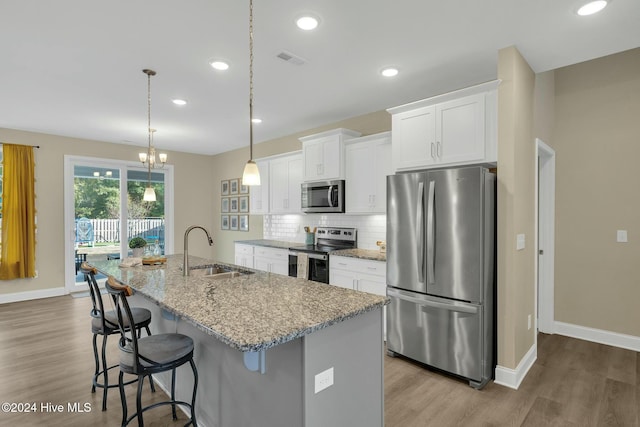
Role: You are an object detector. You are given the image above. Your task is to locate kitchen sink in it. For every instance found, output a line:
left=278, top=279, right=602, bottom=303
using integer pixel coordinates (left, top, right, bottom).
left=187, top=264, right=253, bottom=280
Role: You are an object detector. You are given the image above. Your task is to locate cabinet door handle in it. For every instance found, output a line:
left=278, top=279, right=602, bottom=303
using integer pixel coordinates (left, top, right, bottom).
left=430, top=142, right=436, bottom=159
left=436, top=141, right=442, bottom=158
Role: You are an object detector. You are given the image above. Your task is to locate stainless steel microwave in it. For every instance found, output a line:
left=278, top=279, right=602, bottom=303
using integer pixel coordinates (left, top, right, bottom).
left=301, top=180, right=345, bottom=213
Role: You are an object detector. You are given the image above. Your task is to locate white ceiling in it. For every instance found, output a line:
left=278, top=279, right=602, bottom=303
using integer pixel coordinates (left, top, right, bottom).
left=1, top=0, right=639, bottom=156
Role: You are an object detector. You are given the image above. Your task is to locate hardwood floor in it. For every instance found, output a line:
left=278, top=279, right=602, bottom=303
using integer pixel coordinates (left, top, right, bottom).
left=384, top=332, right=639, bottom=427
left=0, top=295, right=638, bottom=426
left=0, top=295, right=190, bottom=426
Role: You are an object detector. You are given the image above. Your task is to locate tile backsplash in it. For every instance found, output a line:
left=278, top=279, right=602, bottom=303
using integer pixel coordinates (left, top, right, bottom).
left=263, top=214, right=386, bottom=250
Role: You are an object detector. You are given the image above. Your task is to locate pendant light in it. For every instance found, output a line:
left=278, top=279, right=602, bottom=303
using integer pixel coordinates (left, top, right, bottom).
left=142, top=68, right=158, bottom=202
left=242, top=0, right=261, bottom=186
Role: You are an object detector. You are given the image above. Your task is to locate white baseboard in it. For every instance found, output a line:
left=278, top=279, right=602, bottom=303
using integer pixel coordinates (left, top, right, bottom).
left=494, top=342, right=537, bottom=390
left=554, top=321, right=640, bottom=352
left=0, top=287, right=66, bottom=304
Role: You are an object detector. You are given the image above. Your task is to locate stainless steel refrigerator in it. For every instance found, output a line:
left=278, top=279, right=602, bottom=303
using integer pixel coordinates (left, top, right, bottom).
left=386, top=166, right=495, bottom=389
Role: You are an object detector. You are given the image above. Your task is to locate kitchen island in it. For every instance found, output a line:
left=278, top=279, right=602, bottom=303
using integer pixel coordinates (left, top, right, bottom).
left=90, top=254, right=387, bottom=427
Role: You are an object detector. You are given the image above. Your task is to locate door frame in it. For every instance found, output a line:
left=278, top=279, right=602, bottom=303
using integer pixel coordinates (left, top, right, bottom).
left=535, top=139, right=555, bottom=334
left=63, top=155, right=174, bottom=293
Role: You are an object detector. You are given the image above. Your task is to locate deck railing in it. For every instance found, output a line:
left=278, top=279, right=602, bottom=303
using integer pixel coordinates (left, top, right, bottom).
left=75, top=217, right=164, bottom=244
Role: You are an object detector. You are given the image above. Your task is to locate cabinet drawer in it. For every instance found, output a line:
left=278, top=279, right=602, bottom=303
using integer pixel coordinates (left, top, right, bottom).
left=235, top=244, right=254, bottom=256
left=254, top=246, right=288, bottom=260
left=331, top=256, right=386, bottom=277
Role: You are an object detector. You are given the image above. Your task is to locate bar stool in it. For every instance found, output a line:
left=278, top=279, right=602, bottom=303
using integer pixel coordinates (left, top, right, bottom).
left=80, top=262, right=155, bottom=411
left=105, top=276, right=198, bottom=427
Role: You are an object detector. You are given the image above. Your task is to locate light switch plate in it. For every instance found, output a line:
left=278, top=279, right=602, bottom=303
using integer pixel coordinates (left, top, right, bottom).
left=516, top=234, right=525, bottom=251
left=617, top=230, right=628, bottom=243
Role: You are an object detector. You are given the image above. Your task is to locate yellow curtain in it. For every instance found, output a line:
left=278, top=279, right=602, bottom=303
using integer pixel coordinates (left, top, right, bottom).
left=0, top=143, right=37, bottom=279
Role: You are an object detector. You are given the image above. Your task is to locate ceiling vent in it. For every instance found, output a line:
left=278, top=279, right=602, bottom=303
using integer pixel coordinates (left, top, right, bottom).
left=276, top=50, right=306, bottom=65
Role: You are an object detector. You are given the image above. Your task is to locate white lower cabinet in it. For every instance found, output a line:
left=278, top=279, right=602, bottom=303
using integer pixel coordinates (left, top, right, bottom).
left=330, top=256, right=387, bottom=339
left=253, top=246, right=289, bottom=276
left=234, top=243, right=254, bottom=269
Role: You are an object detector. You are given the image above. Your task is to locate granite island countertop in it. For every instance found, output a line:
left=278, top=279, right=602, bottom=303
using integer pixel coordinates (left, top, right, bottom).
left=90, top=254, right=387, bottom=353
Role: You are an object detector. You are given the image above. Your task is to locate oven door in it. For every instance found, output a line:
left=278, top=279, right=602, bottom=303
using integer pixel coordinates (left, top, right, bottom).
left=288, top=252, right=329, bottom=283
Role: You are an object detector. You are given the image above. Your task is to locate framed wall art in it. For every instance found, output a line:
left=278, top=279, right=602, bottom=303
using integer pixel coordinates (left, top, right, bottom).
left=220, top=177, right=246, bottom=231
left=230, top=197, right=239, bottom=213
left=239, top=196, right=249, bottom=213
left=239, top=215, right=249, bottom=231
left=230, top=179, right=239, bottom=195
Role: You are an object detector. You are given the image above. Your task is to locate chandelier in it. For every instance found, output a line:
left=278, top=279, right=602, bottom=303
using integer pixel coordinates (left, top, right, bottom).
left=140, top=69, right=167, bottom=202
left=241, top=0, right=261, bottom=186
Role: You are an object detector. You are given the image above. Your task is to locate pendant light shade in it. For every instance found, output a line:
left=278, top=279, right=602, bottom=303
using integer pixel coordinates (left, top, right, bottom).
left=242, top=0, right=261, bottom=186
left=143, top=186, right=156, bottom=202
left=242, top=160, right=260, bottom=185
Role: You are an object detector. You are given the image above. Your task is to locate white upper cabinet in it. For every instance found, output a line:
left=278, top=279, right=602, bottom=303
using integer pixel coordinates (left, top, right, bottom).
left=388, top=80, right=498, bottom=172
left=300, top=128, right=361, bottom=182
left=436, top=94, right=485, bottom=164
left=269, top=152, right=302, bottom=214
left=345, top=132, right=392, bottom=214
left=249, top=159, right=269, bottom=214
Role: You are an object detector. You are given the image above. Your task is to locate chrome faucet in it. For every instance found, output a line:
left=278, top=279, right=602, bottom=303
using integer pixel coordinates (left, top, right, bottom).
left=183, top=225, right=214, bottom=276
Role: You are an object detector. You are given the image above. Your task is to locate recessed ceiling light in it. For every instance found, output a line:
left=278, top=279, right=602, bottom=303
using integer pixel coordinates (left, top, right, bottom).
left=381, top=67, right=399, bottom=77
left=210, top=60, right=230, bottom=71
left=172, top=99, right=187, bottom=106
left=296, top=15, right=319, bottom=31
left=577, top=0, right=608, bottom=16
left=252, top=118, right=262, bottom=124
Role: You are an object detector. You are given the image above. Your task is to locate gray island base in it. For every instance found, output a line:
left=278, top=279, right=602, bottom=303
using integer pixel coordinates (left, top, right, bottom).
left=91, top=255, right=386, bottom=427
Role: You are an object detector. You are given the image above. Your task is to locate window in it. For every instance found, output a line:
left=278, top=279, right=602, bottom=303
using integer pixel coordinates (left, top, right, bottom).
left=64, top=156, right=174, bottom=291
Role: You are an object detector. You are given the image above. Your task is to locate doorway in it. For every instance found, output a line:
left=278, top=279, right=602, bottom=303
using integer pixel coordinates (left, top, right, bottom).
left=63, top=156, right=174, bottom=293
left=536, top=139, right=555, bottom=334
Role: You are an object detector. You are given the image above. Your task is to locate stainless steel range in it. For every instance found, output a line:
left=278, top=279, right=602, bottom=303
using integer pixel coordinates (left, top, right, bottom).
left=288, top=227, right=357, bottom=283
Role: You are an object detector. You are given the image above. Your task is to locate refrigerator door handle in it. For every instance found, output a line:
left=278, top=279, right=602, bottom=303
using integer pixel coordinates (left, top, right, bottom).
left=426, top=180, right=435, bottom=285
left=417, top=181, right=425, bottom=284
left=387, top=288, right=479, bottom=314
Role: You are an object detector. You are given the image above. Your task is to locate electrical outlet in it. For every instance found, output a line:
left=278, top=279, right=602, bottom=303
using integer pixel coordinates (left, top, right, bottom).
left=527, top=314, right=532, bottom=330
left=314, top=367, right=334, bottom=394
